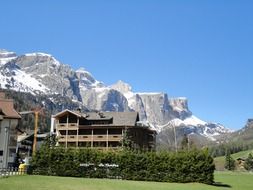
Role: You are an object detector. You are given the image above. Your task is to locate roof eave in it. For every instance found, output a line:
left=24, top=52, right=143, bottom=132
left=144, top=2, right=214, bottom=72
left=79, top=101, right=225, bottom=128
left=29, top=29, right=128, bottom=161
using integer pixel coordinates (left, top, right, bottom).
left=53, top=109, right=82, bottom=118
left=3, top=115, right=21, bottom=119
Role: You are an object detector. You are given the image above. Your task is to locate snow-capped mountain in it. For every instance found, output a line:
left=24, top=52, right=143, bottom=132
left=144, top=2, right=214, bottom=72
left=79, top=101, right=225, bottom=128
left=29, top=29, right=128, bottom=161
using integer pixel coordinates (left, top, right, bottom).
left=0, top=50, right=17, bottom=65
left=160, top=116, right=230, bottom=140
left=0, top=62, right=50, bottom=94
left=0, top=49, right=232, bottom=143
left=110, top=80, right=231, bottom=142
left=76, top=67, right=104, bottom=90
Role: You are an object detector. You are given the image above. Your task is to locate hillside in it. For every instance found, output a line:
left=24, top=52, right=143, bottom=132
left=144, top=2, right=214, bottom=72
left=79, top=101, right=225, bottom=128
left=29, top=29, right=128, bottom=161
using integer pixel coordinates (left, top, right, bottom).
left=1, top=89, right=88, bottom=132
left=229, top=119, right=253, bottom=143
left=214, top=149, right=253, bottom=171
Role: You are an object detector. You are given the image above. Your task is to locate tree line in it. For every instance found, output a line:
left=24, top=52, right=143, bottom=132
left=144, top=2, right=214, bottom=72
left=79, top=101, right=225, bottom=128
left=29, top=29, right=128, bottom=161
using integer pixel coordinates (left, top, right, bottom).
left=209, top=141, right=253, bottom=158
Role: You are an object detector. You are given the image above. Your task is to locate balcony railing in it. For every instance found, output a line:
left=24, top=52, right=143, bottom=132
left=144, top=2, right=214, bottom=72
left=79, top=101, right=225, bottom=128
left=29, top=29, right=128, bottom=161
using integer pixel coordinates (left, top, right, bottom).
left=58, top=136, right=66, bottom=142
left=79, top=135, right=92, bottom=141
left=108, top=135, right=123, bottom=141
left=57, top=135, right=123, bottom=142
left=57, top=123, right=78, bottom=129
left=67, top=135, right=78, bottom=141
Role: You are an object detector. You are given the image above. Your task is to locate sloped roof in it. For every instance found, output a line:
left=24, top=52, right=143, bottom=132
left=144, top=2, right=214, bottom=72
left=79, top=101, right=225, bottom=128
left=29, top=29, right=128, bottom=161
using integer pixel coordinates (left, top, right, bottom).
left=53, top=109, right=139, bottom=127
left=0, top=97, right=21, bottom=119
left=85, top=112, right=139, bottom=126
left=18, top=132, right=49, bottom=142
left=18, top=133, right=33, bottom=142
left=53, top=109, right=82, bottom=118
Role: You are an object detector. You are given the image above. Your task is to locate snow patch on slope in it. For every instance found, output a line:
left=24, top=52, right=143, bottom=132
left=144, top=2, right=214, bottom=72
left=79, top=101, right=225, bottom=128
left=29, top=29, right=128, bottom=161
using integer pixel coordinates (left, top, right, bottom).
left=110, top=80, right=137, bottom=109
left=137, top=92, right=162, bottom=96
left=0, top=50, right=17, bottom=65
left=0, top=66, right=50, bottom=95
left=76, top=67, right=104, bottom=89
left=24, top=52, right=61, bottom=66
left=0, top=57, right=16, bottom=65
left=182, top=115, right=207, bottom=126
left=124, top=91, right=136, bottom=108
left=157, top=115, right=231, bottom=141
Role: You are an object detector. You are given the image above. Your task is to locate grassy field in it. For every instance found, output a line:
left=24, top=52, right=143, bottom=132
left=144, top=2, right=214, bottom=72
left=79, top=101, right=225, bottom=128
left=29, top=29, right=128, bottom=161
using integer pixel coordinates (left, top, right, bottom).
left=230, top=149, right=253, bottom=159
left=0, top=172, right=253, bottom=190
left=214, top=149, right=253, bottom=170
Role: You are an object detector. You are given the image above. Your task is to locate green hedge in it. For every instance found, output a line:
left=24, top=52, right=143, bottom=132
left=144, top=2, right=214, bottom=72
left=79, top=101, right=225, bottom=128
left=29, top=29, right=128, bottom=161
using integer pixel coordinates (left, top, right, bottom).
left=29, top=143, right=214, bottom=184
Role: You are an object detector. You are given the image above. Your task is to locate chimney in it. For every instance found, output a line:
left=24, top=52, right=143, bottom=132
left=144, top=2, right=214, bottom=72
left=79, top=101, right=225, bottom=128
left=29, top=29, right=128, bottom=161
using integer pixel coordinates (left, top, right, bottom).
left=76, top=107, right=81, bottom=113
left=98, top=112, right=105, bottom=118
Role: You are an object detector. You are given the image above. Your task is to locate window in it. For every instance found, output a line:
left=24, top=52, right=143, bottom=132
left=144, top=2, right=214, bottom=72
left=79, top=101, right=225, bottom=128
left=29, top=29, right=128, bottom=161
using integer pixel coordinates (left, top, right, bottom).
left=79, top=129, right=92, bottom=135
left=9, top=136, right=17, bottom=147
left=68, top=130, right=77, bottom=135
left=93, top=129, right=107, bottom=135
left=9, top=149, right=16, bottom=157
left=68, top=114, right=77, bottom=123
left=59, top=116, right=67, bottom=123
left=79, top=119, right=87, bottom=125
left=108, top=129, right=122, bottom=135
left=0, top=150, right=3, bottom=156
left=59, top=130, right=66, bottom=135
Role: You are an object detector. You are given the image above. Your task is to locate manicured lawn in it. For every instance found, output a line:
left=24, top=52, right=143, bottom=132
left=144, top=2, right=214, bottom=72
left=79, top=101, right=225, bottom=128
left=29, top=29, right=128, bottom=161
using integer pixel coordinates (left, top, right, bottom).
left=215, top=171, right=253, bottom=190
left=0, top=172, right=252, bottom=190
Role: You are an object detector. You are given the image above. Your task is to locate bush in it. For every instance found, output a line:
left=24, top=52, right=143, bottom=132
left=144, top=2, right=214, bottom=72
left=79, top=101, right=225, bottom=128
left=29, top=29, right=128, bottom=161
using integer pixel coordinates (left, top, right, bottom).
left=30, top=140, right=214, bottom=184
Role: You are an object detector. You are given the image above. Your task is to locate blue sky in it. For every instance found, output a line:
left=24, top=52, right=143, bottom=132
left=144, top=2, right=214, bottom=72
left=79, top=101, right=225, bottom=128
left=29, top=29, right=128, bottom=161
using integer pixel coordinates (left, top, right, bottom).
left=1, top=0, right=253, bottom=130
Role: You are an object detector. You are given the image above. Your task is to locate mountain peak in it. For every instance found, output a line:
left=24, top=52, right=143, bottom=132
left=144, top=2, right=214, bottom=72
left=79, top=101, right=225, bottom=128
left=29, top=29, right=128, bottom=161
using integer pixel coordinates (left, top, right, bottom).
left=0, top=49, right=14, bottom=53
left=22, top=52, right=61, bottom=66
left=110, top=80, right=132, bottom=94
left=76, top=67, right=90, bottom=74
left=76, top=67, right=104, bottom=89
left=0, top=49, right=17, bottom=65
left=169, top=97, right=189, bottom=113
left=25, top=52, right=53, bottom=57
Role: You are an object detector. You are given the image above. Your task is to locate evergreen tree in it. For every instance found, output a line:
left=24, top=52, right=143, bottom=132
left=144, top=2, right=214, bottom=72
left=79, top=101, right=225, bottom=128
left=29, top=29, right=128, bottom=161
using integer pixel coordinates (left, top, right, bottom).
left=224, top=150, right=235, bottom=170
left=244, top=153, right=253, bottom=171
left=181, top=134, right=188, bottom=150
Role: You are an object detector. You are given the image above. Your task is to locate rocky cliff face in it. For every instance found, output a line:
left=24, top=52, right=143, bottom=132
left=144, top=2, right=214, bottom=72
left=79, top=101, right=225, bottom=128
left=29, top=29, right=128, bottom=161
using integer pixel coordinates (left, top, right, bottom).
left=15, top=53, right=82, bottom=101
left=137, top=93, right=173, bottom=125
left=111, top=81, right=192, bottom=129
left=169, top=98, right=192, bottom=120
left=80, top=87, right=130, bottom=112
left=0, top=49, right=232, bottom=143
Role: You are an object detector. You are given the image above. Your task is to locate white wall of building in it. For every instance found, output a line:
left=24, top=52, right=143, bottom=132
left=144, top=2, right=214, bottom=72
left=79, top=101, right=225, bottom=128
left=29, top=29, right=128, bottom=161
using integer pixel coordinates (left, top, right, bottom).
left=0, top=118, right=19, bottom=168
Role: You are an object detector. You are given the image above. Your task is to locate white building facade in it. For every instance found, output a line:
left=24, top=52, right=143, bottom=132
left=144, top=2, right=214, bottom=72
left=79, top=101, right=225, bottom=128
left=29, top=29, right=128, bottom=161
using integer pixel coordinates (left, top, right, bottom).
left=0, top=92, right=21, bottom=168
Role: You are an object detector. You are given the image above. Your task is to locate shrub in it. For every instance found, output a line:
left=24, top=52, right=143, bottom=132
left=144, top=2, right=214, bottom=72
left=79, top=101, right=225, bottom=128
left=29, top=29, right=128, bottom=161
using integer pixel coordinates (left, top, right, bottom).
left=29, top=141, right=214, bottom=184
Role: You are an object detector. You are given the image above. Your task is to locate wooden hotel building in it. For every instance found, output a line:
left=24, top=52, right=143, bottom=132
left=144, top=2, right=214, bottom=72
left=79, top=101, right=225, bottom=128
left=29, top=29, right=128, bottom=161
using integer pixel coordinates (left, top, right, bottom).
left=51, top=110, right=156, bottom=151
